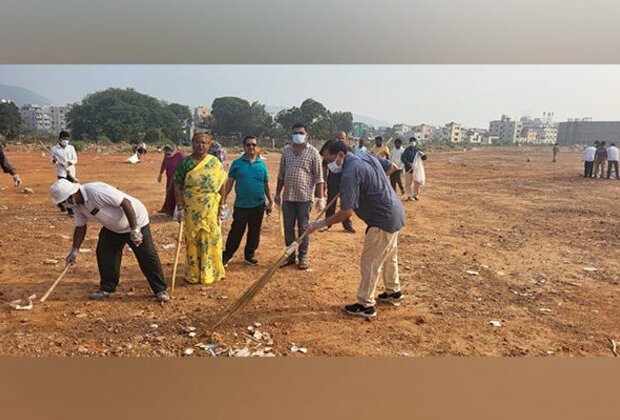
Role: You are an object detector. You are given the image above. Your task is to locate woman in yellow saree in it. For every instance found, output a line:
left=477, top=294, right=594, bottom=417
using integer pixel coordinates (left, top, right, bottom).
left=173, top=132, right=227, bottom=284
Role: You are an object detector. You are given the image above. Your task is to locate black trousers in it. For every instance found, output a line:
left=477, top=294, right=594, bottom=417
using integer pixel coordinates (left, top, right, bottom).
left=326, top=171, right=353, bottom=228
left=96, top=224, right=167, bottom=294
left=390, top=169, right=404, bottom=194
left=223, top=204, right=265, bottom=261
left=607, top=161, right=619, bottom=179
left=584, top=161, right=594, bottom=177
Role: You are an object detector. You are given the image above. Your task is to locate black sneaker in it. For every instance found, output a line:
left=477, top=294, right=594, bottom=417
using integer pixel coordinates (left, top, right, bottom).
left=378, top=291, right=404, bottom=303
left=343, top=223, right=356, bottom=234
left=244, top=257, right=258, bottom=266
left=343, top=303, right=376, bottom=318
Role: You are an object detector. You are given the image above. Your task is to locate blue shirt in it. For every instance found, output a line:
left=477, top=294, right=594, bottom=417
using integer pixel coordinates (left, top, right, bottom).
left=228, top=155, right=269, bottom=208
left=339, top=152, right=405, bottom=233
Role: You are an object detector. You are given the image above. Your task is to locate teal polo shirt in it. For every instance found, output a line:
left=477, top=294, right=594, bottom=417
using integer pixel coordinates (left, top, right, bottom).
left=228, top=155, right=269, bottom=208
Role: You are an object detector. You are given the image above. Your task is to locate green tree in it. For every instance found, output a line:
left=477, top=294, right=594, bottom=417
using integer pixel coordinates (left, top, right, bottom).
left=67, top=88, right=186, bottom=142
left=331, top=111, right=353, bottom=134
left=275, top=107, right=304, bottom=132
left=300, top=98, right=328, bottom=125
left=0, top=102, right=25, bottom=140
left=210, top=97, right=251, bottom=136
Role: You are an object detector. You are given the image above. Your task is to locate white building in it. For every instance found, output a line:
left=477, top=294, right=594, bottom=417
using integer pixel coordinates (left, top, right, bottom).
left=443, top=122, right=462, bottom=143
left=489, top=115, right=521, bottom=144
left=19, top=104, right=70, bottom=134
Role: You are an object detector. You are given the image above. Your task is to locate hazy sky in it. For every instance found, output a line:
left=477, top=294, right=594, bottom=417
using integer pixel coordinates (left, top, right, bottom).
left=1, top=65, right=619, bottom=128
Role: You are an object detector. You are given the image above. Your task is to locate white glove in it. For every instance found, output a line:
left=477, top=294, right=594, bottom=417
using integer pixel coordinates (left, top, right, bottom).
left=130, top=228, right=143, bottom=247
left=66, top=247, right=79, bottom=265
left=173, top=207, right=184, bottom=222
left=284, top=242, right=298, bottom=257
left=307, top=219, right=327, bottom=235
left=314, top=197, right=326, bottom=212
left=13, top=174, right=21, bottom=187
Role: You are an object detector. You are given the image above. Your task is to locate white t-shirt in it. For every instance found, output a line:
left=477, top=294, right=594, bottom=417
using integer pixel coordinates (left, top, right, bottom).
left=50, top=144, right=78, bottom=178
left=73, top=182, right=149, bottom=233
left=582, top=146, right=596, bottom=162
left=607, top=146, right=619, bottom=161
left=390, top=147, right=405, bottom=170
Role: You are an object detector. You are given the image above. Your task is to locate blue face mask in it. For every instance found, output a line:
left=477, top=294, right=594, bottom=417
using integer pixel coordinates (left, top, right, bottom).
left=292, top=134, right=306, bottom=144
left=60, top=139, right=69, bottom=147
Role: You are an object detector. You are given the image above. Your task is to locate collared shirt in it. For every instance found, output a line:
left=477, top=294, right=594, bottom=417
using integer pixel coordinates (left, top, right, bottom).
left=390, top=146, right=405, bottom=170
left=370, top=145, right=390, bottom=159
left=607, top=146, right=619, bottom=161
left=339, top=152, right=405, bottom=233
left=582, top=146, right=596, bottom=162
left=277, top=143, right=324, bottom=202
left=50, top=144, right=78, bottom=178
left=228, top=154, right=269, bottom=208
left=73, top=182, right=149, bottom=234
left=353, top=145, right=367, bottom=156
left=595, top=146, right=608, bottom=161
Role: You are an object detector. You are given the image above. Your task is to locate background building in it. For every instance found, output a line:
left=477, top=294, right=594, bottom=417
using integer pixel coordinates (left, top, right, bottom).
left=557, top=119, right=620, bottom=145
left=489, top=115, right=521, bottom=144
left=19, top=104, right=70, bottom=134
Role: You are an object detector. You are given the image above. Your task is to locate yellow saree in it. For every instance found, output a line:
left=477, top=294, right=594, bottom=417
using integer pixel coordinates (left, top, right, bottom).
left=182, top=154, right=227, bottom=284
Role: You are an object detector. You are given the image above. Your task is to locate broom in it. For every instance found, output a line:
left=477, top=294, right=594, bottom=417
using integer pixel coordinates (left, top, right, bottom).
left=40, top=263, right=72, bottom=302
left=212, top=194, right=338, bottom=329
left=170, top=220, right=184, bottom=295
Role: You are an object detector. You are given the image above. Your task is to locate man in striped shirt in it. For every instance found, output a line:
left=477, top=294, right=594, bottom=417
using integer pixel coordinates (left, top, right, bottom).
left=274, top=123, right=326, bottom=270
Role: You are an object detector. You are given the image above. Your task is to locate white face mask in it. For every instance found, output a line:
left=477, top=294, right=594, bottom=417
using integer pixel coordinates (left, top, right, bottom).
left=60, top=139, right=69, bottom=147
left=327, top=155, right=343, bottom=173
left=292, top=134, right=306, bottom=144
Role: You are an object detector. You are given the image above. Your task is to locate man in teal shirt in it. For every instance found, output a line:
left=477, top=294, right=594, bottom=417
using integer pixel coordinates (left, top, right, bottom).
left=221, top=136, right=273, bottom=266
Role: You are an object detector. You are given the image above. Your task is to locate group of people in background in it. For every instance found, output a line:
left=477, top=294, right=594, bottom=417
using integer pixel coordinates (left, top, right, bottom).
left=582, top=141, right=620, bottom=179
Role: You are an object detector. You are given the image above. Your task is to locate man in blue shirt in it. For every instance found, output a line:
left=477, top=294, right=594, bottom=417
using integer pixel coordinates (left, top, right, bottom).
left=308, top=141, right=404, bottom=318
left=221, top=136, right=273, bottom=266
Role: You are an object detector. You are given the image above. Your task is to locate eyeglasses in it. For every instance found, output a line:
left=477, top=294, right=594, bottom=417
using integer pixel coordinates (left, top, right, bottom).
left=245, top=143, right=258, bottom=148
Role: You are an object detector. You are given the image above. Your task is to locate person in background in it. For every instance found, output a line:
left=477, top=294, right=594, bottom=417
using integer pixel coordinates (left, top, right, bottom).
left=208, top=138, right=229, bottom=169
left=221, top=136, right=273, bottom=266
left=606, top=142, right=619, bottom=179
left=582, top=142, right=597, bottom=178
left=552, top=143, right=560, bottom=163
left=353, top=138, right=368, bottom=156
left=157, top=144, right=186, bottom=216
left=0, top=143, right=21, bottom=186
left=389, top=138, right=405, bottom=195
left=51, top=131, right=78, bottom=183
left=173, top=132, right=228, bottom=284
left=320, top=132, right=355, bottom=233
left=307, top=141, right=403, bottom=319
left=370, top=136, right=390, bottom=159
left=49, top=179, right=170, bottom=302
left=274, top=122, right=325, bottom=270
left=594, top=141, right=608, bottom=178
left=401, top=137, right=427, bottom=201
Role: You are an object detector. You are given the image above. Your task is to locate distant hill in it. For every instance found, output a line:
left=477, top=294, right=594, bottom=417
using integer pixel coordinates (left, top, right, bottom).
left=264, top=105, right=392, bottom=128
left=0, top=84, right=53, bottom=106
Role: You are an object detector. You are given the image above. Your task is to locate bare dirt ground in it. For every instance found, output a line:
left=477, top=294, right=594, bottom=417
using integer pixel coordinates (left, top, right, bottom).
left=0, top=147, right=618, bottom=357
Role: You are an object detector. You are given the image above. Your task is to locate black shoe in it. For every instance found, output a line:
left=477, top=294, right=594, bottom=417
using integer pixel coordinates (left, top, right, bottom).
left=378, top=290, right=404, bottom=303
left=244, top=257, right=258, bottom=266
left=343, top=223, right=356, bottom=234
left=343, top=303, right=376, bottom=318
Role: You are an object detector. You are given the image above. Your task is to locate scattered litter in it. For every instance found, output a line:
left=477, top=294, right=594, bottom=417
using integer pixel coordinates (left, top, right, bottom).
left=496, top=271, right=506, bottom=276
left=188, top=332, right=197, bottom=338
left=232, top=347, right=251, bottom=357
left=43, top=259, right=59, bottom=265
left=290, top=344, right=299, bottom=353
left=480, top=264, right=489, bottom=269
left=8, top=294, right=37, bottom=311
left=546, top=350, right=555, bottom=355
left=582, top=267, right=597, bottom=272
left=253, top=322, right=262, bottom=327
left=78, top=248, right=92, bottom=253
left=466, top=270, right=479, bottom=276
left=149, top=323, right=159, bottom=329
left=539, top=308, right=553, bottom=313
left=298, top=347, right=307, bottom=354
left=23, top=188, right=34, bottom=195
left=253, top=330, right=263, bottom=340
left=247, top=325, right=254, bottom=332
left=77, top=346, right=89, bottom=354
left=489, top=320, right=502, bottom=328
left=162, top=243, right=176, bottom=250
left=183, top=348, right=194, bottom=356
left=610, top=338, right=618, bottom=357
left=398, top=352, right=409, bottom=356
left=181, top=326, right=196, bottom=333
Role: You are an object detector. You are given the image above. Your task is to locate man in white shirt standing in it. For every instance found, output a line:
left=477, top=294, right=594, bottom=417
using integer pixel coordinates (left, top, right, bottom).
left=606, top=142, right=619, bottom=179
left=51, top=131, right=78, bottom=183
left=49, top=179, right=170, bottom=302
left=389, top=138, right=405, bottom=195
left=582, top=143, right=597, bottom=178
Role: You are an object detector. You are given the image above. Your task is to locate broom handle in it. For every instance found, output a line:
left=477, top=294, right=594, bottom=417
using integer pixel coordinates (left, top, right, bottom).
left=40, top=263, right=71, bottom=302
left=170, top=220, right=184, bottom=295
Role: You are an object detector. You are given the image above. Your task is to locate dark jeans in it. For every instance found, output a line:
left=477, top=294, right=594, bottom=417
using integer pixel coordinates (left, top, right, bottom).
left=96, top=224, right=167, bottom=294
left=223, top=204, right=265, bottom=261
left=326, top=171, right=353, bottom=228
left=282, top=200, right=311, bottom=262
left=607, top=161, right=619, bottom=179
left=390, top=169, right=404, bottom=194
left=584, top=161, right=594, bottom=178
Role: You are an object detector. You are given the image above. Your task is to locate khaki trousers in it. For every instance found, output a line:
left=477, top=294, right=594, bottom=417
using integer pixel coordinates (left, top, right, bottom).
left=404, top=171, right=421, bottom=199
left=358, top=227, right=400, bottom=307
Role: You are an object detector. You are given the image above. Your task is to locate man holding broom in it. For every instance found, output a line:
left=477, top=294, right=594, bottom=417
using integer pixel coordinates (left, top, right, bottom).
left=49, top=179, right=170, bottom=302
left=307, top=141, right=404, bottom=319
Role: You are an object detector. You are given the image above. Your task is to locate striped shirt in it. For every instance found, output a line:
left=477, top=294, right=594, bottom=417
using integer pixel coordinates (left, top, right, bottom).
left=277, top=143, right=324, bottom=202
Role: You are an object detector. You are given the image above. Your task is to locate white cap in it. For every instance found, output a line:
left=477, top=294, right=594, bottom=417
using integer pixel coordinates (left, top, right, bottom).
left=50, top=179, right=80, bottom=204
